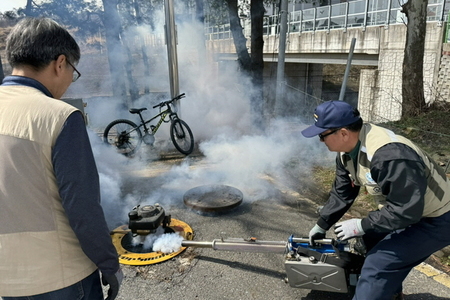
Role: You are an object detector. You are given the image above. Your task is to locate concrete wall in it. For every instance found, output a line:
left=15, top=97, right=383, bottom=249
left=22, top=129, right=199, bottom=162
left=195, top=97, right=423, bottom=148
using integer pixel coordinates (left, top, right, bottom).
left=264, top=62, right=323, bottom=118
left=266, top=26, right=382, bottom=55
left=206, top=22, right=446, bottom=122
left=363, top=22, right=445, bottom=122
left=280, top=23, right=445, bottom=122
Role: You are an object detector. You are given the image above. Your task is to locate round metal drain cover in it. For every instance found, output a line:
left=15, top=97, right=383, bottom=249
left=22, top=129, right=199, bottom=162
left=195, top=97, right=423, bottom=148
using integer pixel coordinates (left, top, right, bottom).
left=183, top=184, right=243, bottom=214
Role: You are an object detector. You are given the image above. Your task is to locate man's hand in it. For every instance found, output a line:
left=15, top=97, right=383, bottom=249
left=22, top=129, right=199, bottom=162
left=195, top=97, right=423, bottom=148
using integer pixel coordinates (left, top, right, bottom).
left=309, top=224, right=326, bottom=246
left=102, top=268, right=123, bottom=300
left=334, top=219, right=364, bottom=241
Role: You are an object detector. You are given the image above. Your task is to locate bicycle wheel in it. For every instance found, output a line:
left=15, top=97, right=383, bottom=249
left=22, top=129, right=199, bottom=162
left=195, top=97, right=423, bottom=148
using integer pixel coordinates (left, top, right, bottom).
left=103, top=119, right=142, bottom=156
left=170, top=119, right=194, bottom=155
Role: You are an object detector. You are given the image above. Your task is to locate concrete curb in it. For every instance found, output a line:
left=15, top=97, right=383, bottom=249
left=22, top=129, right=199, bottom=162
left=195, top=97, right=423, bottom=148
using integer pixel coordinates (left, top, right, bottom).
left=414, top=262, right=450, bottom=288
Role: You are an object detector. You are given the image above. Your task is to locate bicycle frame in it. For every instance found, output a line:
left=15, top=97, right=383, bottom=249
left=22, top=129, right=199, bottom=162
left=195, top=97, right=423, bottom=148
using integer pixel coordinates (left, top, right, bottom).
left=136, top=106, right=179, bottom=136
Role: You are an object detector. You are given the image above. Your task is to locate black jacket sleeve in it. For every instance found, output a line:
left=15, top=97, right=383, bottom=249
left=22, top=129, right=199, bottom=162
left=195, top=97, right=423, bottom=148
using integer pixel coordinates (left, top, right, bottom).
left=361, top=143, right=427, bottom=233
left=317, top=153, right=360, bottom=230
left=52, top=112, right=120, bottom=276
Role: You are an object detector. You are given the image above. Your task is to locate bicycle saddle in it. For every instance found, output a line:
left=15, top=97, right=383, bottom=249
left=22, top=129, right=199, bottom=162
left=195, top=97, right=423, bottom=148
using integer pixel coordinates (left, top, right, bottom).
left=129, top=108, right=147, bottom=114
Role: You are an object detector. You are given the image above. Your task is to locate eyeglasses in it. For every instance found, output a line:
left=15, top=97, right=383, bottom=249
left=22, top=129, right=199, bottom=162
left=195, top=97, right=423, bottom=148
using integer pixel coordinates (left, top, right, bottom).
left=319, top=128, right=340, bottom=141
left=67, top=60, right=81, bottom=82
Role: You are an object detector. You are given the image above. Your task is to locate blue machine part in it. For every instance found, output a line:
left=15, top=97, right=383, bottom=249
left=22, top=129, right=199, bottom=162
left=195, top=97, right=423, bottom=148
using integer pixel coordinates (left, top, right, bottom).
left=287, top=235, right=346, bottom=254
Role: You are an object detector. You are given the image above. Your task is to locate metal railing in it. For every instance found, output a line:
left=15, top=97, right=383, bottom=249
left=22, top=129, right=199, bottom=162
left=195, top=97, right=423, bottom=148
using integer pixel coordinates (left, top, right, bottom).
left=206, top=0, right=448, bottom=40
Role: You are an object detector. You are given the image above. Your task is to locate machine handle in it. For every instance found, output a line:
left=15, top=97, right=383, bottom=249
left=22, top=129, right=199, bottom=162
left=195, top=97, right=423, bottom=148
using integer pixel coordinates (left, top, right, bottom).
left=289, top=237, right=339, bottom=245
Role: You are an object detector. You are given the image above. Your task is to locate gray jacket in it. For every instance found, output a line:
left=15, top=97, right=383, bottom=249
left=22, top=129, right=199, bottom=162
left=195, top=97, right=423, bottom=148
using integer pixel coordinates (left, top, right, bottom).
left=317, top=123, right=450, bottom=233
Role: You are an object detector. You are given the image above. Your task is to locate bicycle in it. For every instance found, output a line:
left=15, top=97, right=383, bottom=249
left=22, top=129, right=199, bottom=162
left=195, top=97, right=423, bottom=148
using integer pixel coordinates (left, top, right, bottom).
left=103, top=93, right=194, bottom=157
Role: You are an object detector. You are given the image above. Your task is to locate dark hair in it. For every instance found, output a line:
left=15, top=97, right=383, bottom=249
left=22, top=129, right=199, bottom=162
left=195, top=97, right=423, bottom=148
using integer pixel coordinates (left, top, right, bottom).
left=343, top=108, right=363, bottom=132
left=6, top=17, right=80, bottom=71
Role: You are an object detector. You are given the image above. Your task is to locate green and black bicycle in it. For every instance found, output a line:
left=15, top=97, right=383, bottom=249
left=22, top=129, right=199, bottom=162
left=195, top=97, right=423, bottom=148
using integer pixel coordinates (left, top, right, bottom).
left=103, top=93, right=194, bottom=156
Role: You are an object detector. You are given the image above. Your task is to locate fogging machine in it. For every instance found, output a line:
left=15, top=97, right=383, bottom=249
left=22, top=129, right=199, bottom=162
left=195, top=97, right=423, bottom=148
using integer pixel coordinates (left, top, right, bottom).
left=124, top=203, right=364, bottom=293
left=182, top=236, right=365, bottom=294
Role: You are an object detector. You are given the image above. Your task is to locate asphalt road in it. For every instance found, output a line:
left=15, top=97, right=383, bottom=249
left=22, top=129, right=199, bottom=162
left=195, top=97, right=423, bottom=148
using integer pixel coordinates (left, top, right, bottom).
left=103, top=151, right=450, bottom=300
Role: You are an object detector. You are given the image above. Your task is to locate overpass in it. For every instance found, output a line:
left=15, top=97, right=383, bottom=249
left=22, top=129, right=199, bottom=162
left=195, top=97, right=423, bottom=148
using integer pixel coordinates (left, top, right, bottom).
left=204, top=0, right=450, bottom=122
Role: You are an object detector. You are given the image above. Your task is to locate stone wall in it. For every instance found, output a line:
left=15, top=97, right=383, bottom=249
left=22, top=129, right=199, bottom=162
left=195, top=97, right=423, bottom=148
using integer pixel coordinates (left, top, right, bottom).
left=359, top=69, right=378, bottom=122
left=359, top=23, right=445, bottom=122
left=435, top=43, right=450, bottom=102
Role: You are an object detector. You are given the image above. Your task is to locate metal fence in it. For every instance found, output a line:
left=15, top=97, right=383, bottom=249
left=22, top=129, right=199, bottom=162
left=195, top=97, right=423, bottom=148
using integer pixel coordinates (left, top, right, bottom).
left=205, top=0, right=449, bottom=40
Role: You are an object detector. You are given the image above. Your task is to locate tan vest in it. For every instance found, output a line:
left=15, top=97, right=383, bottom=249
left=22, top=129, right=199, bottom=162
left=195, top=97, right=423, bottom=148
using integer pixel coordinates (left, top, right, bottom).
left=340, top=123, right=450, bottom=218
left=0, top=85, right=97, bottom=296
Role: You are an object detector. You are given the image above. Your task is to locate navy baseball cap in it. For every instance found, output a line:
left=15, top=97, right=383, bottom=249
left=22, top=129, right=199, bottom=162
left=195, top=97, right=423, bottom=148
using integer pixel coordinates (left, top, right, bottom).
left=301, top=101, right=361, bottom=138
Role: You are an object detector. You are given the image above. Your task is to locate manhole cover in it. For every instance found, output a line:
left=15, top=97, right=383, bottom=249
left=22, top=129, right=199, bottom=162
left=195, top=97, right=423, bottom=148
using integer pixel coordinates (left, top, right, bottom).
left=183, top=184, right=243, bottom=214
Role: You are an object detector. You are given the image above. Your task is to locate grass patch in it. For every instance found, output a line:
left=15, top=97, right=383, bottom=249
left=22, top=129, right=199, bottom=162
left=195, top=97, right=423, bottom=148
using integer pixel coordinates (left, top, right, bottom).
left=443, top=256, right=450, bottom=267
left=383, top=105, right=450, bottom=164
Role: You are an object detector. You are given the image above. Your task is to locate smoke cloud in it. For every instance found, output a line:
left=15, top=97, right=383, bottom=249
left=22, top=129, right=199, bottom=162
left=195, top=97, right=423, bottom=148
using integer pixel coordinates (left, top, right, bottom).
left=73, top=3, right=333, bottom=229
left=152, top=233, right=184, bottom=253
left=129, top=227, right=183, bottom=254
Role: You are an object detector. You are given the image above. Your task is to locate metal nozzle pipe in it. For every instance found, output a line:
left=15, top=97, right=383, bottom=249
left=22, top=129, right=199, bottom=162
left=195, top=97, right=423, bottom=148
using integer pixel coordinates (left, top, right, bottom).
left=182, top=239, right=288, bottom=254
left=181, top=237, right=341, bottom=254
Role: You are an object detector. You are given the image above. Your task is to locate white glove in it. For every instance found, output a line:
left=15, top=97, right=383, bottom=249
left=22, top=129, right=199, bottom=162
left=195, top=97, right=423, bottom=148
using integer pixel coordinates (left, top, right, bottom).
left=309, top=224, right=326, bottom=245
left=334, top=219, right=364, bottom=241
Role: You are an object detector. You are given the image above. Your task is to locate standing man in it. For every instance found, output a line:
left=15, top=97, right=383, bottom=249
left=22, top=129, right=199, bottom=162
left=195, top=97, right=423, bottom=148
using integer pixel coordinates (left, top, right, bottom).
left=302, top=100, right=450, bottom=300
left=0, top=18, right=122, bottom=300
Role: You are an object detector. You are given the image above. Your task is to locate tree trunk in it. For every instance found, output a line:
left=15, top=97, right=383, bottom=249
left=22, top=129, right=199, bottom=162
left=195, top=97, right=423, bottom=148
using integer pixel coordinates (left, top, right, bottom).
left=195, top=0, right=205, bottom=23
left=401, top=0, right=428, bottom=118
left=226, top=0, right=265, bottom=127
left=101, top=0, right=127, bottom=99
left=124, top=41, right=140, bottom=102
left=25, top=0, right=33, bottom=15
left=226, top=0, right=251, bottom=72
left=195, top=0, right=208, bottom=69
left=250, top=0, right=265, bottom=128
left=133, top=0, right=151, bottom=95
left=0, top=55, right=4, bottom=83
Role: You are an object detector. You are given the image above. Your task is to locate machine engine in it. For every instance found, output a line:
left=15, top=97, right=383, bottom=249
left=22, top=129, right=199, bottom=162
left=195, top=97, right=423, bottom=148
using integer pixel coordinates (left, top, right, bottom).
left=128, top=204, right=171, bottom=235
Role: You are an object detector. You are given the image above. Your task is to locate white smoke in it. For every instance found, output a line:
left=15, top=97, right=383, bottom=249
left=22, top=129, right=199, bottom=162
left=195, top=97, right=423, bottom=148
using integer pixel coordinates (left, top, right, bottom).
left=77, top=6, right=334, bottom=227
left=152, top=233, right=184, bottom=253
left=130, top=227, right=184, bottom=254
left=130, top=226, right=164, bottom=248
left=158, top=118, right=330, bottom=202
left=87, top=130, right=146, bottom=228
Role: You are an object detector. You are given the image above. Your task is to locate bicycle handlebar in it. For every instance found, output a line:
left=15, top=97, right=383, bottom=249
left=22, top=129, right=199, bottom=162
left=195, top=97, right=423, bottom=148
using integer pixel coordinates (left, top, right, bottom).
left=152, top=93, right=186, bottom=109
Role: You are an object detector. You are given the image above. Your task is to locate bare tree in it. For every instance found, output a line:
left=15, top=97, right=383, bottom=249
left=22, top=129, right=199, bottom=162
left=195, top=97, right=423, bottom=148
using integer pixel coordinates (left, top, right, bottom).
left=25, top=0, right=33, bottom=16
left=195, top=0, right=205, bottom=23
left=249, top=0, right=264, bottom=127
left=15, top=0, right=159, bottom=103
left=226, top=0, right=264, bottom=127
left=133, top=0, right=151, bottom=94
left=102, top=0, right=128, bottom=99
left=401, top=0, right=428, bottom=118
left=226, top=0, right=252, bottom=70
left=0, top=56, right=4, bottom=83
